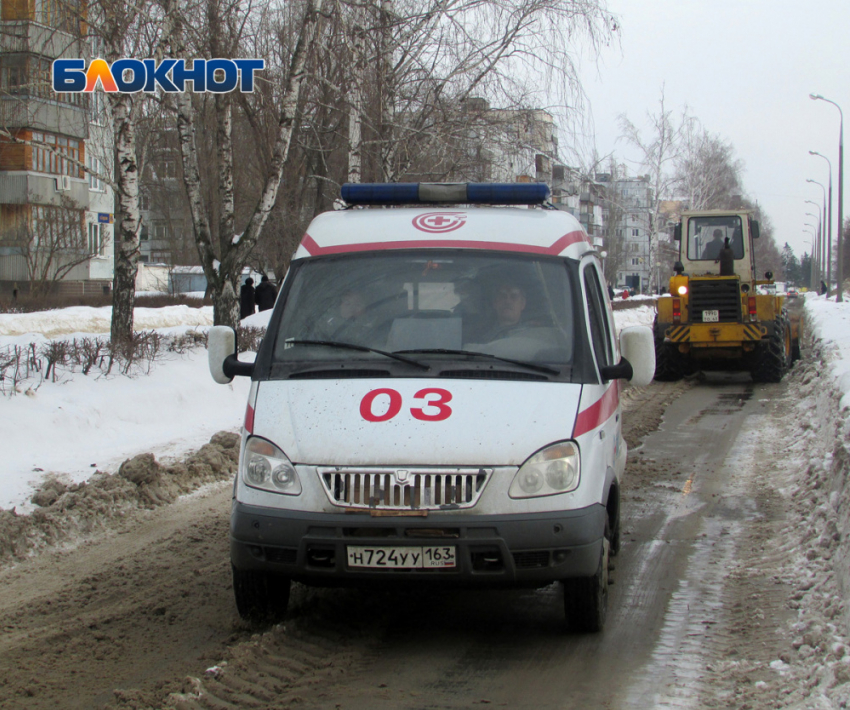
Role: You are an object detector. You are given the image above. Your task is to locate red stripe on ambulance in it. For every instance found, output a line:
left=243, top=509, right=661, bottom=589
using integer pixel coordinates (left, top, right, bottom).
left=299, top=230, right=589, bottom=257
left=572, top=384, right=619, bottom=438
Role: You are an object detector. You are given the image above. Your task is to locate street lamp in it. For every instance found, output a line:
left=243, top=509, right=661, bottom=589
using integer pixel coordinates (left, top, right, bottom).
left=805, top=224, right=818, bottom=288
left=807, top=181, right=828, bottom=289
left=809, top=151, right=833, bottom=294
left=805, top=201, right=822, bottom=281
left=803, top=237, right=816, bottom=288
left=810, top=94, right=844, bottom=301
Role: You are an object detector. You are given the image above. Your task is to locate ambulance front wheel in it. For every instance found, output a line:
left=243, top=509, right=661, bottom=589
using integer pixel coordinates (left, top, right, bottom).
left=232, top=565, right=291, bottom=623
left=563, top=525, right=609, bottom=633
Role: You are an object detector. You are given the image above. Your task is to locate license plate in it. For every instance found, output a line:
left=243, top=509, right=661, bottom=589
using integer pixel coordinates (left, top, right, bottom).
left=347, top=545, right=456, bottom=569
left=702, top=309, right=719, bottom=322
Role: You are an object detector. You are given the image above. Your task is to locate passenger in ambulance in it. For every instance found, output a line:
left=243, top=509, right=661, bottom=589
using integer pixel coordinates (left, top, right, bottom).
left=478, top=277, right=534, bottom=341
left=314, top=288, right=369, bottom=343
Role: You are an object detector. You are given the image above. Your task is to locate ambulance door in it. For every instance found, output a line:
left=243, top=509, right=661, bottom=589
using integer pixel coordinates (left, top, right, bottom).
left=579, top=260, right=621, bottom=485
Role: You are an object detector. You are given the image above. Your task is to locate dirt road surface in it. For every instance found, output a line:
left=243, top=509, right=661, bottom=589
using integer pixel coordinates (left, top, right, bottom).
left=0, top=368, right=829, bottom=709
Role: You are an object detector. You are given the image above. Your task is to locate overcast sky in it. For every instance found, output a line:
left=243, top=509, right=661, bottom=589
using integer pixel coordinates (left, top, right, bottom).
left=576, top=0, right=849, bottom=263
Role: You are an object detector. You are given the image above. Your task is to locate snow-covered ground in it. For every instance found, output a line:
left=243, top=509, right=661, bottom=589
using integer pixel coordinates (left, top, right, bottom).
left=5, top=295, right=850, bottom=704
left=0, top=307, right=271, bottom=512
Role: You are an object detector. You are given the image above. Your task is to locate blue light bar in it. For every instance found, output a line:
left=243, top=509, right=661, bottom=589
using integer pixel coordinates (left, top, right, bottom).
left=340, top=182, right=551, bottom=206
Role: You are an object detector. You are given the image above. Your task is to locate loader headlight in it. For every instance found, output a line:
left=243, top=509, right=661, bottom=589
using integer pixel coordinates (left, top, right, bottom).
left=677, top=285, right=688, bottom=296
left=242, top=437, right=302, bottom=495
left=509, top=442, right=580, bottom=498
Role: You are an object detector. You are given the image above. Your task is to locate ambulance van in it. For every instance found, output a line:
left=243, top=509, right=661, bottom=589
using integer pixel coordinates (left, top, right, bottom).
left=208, top=182, right=655, bottom=632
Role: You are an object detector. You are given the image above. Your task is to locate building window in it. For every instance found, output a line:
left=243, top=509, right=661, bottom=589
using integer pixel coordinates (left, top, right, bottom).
left=631, top=258, right=640, bottom=266
left=31, top=131, right=82, bottom=177
left=632, top=228, right=640, bottom=236
left=88, top=222, right=105, bottom=256
left=140, top=192, right=150, bottom=211
left=0, top=54, right=85, bottom=107
left=32, top=205, right=85, bottom=250
left=153, top=221, right=168, bottom=240
left=88, top=155, right=104, bottom=191
left=34, top=0, right=83, bottom=34
left=140, top=222, right=149, bottom=241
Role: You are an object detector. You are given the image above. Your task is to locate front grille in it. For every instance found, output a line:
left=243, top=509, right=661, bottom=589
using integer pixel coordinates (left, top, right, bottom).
left=689, top=279, right=741, bottom=323
left=513, top=551, right=550, bottom=569
left=319, top=467, right=492, bottom=511
left=264, top=547, right=298, bottom=564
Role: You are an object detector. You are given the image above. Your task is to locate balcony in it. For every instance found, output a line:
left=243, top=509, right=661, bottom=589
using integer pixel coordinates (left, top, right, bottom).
left=0, top=172, right=89, bottom=208
left=0, top=96, right=89, bottom=138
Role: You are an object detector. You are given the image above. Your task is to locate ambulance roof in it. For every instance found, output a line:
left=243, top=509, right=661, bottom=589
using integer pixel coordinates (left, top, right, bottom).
left=294, top=183, right=592, bottom=261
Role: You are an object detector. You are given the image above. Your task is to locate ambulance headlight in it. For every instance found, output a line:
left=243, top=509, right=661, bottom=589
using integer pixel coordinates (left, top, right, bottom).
left=243, top=437, right=302, bottom=495
left=509, top=442, right=580, bottom=498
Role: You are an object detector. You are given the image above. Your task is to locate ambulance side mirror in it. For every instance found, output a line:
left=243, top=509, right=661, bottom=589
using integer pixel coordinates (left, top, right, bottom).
left=208, top=325, right=254, bottom=384
left=619, top=326, right=655, bottom=387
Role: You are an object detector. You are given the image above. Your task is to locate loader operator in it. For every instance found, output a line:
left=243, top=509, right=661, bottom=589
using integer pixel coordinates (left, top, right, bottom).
left=703, top=229, right=725, bottom=260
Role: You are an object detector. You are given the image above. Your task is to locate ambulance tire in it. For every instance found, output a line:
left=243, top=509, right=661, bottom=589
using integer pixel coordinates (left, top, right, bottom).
left=563, top=523, right=609, bottom=633
left=751, top=318, right=788, bottom=383
left=653, top=338, right=685, bottom=382
left=232, top=566, right=291, bottom=623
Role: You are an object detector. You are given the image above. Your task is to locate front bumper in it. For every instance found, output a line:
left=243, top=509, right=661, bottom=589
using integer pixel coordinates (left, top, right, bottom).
left=231, top=501, right=605, bottom=587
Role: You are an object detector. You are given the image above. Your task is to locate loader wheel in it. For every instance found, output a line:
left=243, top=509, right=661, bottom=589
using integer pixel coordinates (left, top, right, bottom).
left=232, top=566, right=291, bottom=623
left=751, top=317, right=788, bottom=383
left=654, top=335, right=685, bottom=381
left=783, top=315, right=794, bottom=369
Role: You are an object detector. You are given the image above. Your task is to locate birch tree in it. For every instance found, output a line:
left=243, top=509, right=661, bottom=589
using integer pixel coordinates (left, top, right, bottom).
left=87, top=0, right=163, bottom=343
left=619, top=90, right=683, bottom=293
left=162, top=0, right=326, bottom=328
left=675, top=118, right=742, bottom=211
left=338, top=0, right=618, bottom=183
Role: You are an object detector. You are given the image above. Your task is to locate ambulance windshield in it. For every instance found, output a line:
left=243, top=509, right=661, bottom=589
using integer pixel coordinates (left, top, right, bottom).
left=271, top=251, right=579, bottom=373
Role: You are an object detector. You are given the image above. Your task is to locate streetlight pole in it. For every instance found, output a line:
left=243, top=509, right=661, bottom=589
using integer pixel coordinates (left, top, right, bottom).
left=809, top=151, right=833, bottom=294
left=805, top=202, right=822, bottom=284
left=805, top=226, right=818, bottom=288
left=806, top=182, right=827, bottom=286
left=811, top=94, right=844, bottom=301
left=804, top=237, right=816, bottom=289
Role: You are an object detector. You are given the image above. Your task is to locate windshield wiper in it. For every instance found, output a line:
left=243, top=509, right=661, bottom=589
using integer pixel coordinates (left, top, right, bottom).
left=393, top=348, right=560, bottom=376
left=285, top=339, right=430, bottom=370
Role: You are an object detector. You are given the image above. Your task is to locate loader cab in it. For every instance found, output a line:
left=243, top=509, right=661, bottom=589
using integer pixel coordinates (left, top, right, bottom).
left=676, top=211, right=758, bottom=283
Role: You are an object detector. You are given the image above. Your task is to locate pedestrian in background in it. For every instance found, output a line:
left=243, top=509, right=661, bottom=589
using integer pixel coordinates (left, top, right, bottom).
left=240, top=277, right=256, bottom=319
left=255, top=275, right=278, bottom=311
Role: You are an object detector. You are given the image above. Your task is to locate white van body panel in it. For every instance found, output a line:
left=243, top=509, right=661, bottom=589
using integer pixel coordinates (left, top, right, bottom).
left=251, top=379, right=582, bottom=466
left=294, top=207, right=592, bottom=261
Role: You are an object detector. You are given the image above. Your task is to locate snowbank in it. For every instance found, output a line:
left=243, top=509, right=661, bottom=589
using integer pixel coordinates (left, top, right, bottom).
left=0, top=305, right=213, bottom=338
left=767, top=292, right=850, bottom=706
left=0, top=306, right=246, bottom=512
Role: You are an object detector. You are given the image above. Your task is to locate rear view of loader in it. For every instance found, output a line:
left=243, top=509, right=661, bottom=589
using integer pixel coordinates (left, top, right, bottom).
left=654, top=209, right=801, bottom=382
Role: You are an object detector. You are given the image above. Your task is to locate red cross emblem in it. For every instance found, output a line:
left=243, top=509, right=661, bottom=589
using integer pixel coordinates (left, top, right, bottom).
left=412, top=212, right=467, bottom=233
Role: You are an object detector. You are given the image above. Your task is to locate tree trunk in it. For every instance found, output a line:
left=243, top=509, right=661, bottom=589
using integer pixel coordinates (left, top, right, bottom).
left=346, top=1, right=366, bottom=183
left=379, top=0, right=394, bottom=180
left=110, top=92, right=141, bottom=345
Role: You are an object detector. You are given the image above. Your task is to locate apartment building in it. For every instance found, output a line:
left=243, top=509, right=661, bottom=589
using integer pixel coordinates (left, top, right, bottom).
left=0, top=0, right=114, bottom=296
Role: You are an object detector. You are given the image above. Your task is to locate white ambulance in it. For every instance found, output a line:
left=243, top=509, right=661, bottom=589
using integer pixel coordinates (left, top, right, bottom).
left=209, top=182, right=654, bottom=632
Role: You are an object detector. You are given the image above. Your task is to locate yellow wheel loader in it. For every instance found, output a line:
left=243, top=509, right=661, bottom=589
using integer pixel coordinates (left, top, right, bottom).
left=654, top=209, right=802, bottom=382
